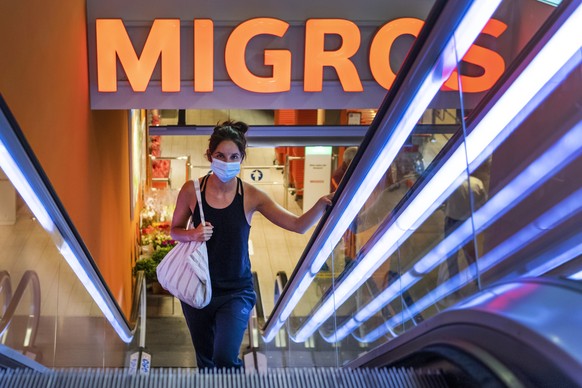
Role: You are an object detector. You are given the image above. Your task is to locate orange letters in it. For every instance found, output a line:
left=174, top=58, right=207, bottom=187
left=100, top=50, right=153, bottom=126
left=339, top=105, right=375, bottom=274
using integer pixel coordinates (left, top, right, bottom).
left=369, top=18, right=424, bottom=90
left=443, top=19, right=507, bottom=92
left=95, top=17, right=506, bottom=94
left=96, top=19, right=180, bottom=92
left=304, top=19, right=363, bottom=92
left=225, top=18, right=291, bottom=93
left=194, top=19, right=214, bottom=92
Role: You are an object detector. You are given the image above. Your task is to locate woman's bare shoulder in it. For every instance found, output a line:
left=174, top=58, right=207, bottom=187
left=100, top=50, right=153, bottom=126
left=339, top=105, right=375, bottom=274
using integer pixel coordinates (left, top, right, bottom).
left=242, top=181, right=274, bottom=211
left=242, top=180, right=268, bottom=198
left=176, top=179, right=201, bottom=205
left=180, top=179, right=196, bottom=194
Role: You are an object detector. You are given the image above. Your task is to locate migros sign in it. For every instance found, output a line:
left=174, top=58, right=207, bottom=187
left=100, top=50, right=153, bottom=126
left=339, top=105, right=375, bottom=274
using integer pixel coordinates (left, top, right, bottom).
left=95, top=17, right=507, bottom=95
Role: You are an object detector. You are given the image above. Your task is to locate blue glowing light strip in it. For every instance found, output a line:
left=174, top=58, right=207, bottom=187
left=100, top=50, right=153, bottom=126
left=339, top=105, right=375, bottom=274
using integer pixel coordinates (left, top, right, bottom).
left=325, top=121, right=582, bottom=342
left=360, top=187, right=582, bottom=343
left=0, top=106, right=133, bottom=344
left=527, top=241, right=582, bottom=278
left=262, top=0, right=504, bottom=343
left=291, top=3, right=582, bottom=343
left=537, top=0, right=563, bottom=6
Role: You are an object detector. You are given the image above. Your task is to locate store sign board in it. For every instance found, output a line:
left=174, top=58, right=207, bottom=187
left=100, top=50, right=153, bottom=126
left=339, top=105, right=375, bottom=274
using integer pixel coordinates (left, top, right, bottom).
left=88, top=16, right=507, bottom=109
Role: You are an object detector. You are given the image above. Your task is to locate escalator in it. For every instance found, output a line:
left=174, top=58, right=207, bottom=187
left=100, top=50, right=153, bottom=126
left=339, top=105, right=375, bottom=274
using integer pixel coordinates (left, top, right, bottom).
left=0, top=0, right=581, bottom=386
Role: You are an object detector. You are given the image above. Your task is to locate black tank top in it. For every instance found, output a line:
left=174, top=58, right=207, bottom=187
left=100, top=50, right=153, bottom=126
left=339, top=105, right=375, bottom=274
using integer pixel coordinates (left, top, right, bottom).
left=192, top=175, right=253, bottom=295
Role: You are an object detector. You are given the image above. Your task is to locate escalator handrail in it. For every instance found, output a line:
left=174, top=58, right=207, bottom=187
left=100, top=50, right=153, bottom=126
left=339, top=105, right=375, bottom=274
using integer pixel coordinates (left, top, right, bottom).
left=0, top=271, right=41, bottom=351
left=252, top=271, right=265, bottom=324
left=246, top=271, right=267, bottom=354
left=274, top=271, right=288, bottom=306
left=128, top=270, right=146, bottom=329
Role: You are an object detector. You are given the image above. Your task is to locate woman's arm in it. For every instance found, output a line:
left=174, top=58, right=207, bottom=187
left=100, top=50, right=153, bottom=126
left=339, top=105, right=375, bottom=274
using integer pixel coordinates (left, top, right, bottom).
left=170, top=180, right=213, bottom=242
left=250, top=184, right=333, bottom=234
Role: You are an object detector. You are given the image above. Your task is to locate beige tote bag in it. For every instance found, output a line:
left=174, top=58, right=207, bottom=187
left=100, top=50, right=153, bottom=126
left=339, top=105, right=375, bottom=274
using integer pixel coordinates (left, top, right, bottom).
left=156, top=179, right=211, bottom=308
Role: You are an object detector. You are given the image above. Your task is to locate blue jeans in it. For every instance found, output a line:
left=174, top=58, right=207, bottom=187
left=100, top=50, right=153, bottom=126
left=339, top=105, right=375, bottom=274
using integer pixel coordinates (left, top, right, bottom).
left=181, top=288, right=256, bottom=370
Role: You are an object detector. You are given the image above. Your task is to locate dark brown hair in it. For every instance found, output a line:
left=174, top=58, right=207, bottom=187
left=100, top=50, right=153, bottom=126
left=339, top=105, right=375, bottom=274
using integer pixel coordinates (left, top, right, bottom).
left=206, top=121, right=249, bottom=161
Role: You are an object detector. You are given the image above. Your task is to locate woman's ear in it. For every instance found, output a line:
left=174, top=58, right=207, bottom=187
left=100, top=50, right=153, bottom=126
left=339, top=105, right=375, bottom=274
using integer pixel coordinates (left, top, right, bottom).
left=206, top=149, right=212, bottom=162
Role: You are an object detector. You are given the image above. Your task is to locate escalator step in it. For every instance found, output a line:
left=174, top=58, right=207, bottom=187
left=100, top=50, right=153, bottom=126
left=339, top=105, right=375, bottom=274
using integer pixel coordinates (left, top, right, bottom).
left=0, top=367, right=447, bottom=387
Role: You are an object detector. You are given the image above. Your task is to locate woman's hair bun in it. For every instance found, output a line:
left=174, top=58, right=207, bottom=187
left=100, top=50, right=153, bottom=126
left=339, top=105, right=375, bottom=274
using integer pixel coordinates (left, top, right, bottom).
left=222, top=120, right=248, bottom=135
left=208, top=120, right=249, bottom=161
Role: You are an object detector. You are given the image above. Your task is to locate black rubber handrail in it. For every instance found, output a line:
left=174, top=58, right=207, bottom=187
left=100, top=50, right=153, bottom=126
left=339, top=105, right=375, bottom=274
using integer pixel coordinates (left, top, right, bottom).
left=274, top=271, right=288, bottom=306
left=252, top=271, right=265, bottom=325
left=128, top=270, right=146, bottom=328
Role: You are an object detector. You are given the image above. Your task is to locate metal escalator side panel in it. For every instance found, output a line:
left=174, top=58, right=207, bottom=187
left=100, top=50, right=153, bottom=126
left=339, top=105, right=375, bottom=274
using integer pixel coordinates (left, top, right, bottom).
left=348, top=278, right=582, bottom=387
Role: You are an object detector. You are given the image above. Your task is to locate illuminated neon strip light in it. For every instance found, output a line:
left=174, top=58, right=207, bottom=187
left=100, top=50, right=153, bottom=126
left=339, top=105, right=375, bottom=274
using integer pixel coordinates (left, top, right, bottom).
left=360, top=186, right=582, bottom=343
left=527, top=241, right=582, bottom=278
left=537, top=0, right=563, bottom=6
left=263, top=0, right=504, bottom=343
left=291, top=3, right=582, bottom=343
left=325, top=121, right=582, bottom=342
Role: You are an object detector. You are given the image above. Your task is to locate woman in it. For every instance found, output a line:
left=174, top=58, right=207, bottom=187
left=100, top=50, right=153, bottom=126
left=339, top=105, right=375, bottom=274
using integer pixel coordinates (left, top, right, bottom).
left=170, top=121, right=333, bottom=369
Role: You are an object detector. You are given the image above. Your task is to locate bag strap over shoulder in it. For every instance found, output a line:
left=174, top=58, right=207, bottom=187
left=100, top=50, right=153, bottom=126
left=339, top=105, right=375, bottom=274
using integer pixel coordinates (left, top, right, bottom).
left=194, top=178, right=205, bottom=225
left=201, top=174, right=210, bottom=191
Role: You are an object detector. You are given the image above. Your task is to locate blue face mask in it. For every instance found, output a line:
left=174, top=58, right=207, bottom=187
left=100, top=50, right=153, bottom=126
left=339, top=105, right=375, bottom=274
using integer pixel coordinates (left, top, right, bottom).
left=211, top=158, right=241, bottom=182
